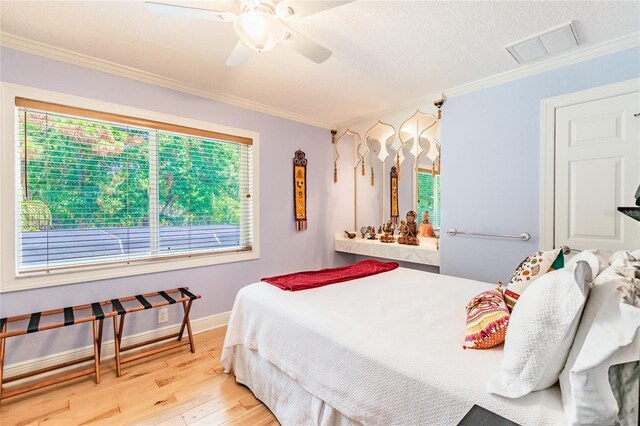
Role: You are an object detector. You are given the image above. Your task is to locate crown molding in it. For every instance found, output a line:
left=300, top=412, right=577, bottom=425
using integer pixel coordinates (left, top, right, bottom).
left=333, top=32, right=640, bottom=129
left=332, top=91, right=443, bottom=130
left=0, top=32, right=332, bottom=129
left=2, top=31, right=638, bottom=130
left=443, top=32, right=640, bottom=99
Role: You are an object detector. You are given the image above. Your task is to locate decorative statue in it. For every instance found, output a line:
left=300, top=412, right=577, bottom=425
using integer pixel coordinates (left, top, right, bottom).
left=380, top=220, right=396, bottom=243
left=360, top=226, right=368, bottom=239
left=398, top=220, right=407, bottom=239
left=398, top=211, right=420, bottom=246
left=419, top=210, right=437, bottom=238
left=367, top=226, right=377, bottom=240
left=344, top=230, right=356, bottom=239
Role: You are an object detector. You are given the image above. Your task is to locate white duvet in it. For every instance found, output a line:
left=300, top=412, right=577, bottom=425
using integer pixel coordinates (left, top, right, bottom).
left=221, top=267, right=565, bottom=425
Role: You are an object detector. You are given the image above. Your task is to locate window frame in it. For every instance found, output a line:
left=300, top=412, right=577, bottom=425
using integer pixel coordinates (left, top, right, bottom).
left=1, top=83, right=260, bottom=292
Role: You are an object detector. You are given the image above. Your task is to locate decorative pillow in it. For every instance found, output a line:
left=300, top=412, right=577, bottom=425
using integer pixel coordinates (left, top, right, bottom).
left=504, top=248, right=564, bottom=311
left=564, top=250, right=601, bottom=280
left=595, top=256, right=640, bottom=307
left=566, top=249, right=612, bottom=274
left=463, top=284, right=510, bottom=350
left=609, top=250, right=635, bottom=265
left=487, top=260, right=593, bottom=398
left=559, top=266, right=640, bottom=426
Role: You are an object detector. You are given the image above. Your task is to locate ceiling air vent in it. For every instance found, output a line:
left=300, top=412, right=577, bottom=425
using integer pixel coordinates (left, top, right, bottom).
left=505, top=21, right=579, bottom=64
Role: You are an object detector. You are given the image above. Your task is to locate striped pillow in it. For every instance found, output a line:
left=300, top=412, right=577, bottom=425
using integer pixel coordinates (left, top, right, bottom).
left=464, top=284, right=510, bottom=350
left=504, top=248, right=564, bottom=311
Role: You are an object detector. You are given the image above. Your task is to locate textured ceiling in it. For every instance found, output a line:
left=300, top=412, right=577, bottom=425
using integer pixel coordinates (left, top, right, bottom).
left=1, top=1, right=639, bottom=127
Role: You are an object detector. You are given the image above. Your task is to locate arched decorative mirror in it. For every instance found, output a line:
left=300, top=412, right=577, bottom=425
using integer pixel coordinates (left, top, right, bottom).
left=363, top=121, right=396, bottom=227
left=398, top=110, right=438, bottom=210
left=416, top=120, right=441, bottom=231
left=333, top=129, right=363, bottom=230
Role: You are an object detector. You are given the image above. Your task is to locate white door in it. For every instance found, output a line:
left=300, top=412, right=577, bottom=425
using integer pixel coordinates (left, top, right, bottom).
left=555, top=91, right=640, bottom=251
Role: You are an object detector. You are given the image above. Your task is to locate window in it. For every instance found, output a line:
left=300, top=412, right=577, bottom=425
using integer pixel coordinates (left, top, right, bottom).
left=417, top=168, right=440, bottom=230
left=15, top=97, right=255, bottom=276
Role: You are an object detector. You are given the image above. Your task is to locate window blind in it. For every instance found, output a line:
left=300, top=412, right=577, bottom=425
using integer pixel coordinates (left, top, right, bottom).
left=16, top=98, right=253, bottom=274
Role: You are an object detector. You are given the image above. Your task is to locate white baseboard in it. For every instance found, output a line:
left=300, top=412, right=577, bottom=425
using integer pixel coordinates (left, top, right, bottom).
left=3, top=310, right=231, bottom=380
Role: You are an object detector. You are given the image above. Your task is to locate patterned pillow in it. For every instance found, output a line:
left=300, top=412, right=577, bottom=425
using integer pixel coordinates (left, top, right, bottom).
left=463, top=284, right=510, bottom=350
left=504, top=248, right=564, bottom=311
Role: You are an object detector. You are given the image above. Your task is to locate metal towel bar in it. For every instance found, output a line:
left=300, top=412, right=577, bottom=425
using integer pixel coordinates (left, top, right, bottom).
left=446, top=228, right=531, bottom=241
left=561, top=246, right=581, bottom=254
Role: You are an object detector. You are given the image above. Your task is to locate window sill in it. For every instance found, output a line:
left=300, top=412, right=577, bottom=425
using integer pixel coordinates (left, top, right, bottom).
left=1, top=248, right=259, bottom=293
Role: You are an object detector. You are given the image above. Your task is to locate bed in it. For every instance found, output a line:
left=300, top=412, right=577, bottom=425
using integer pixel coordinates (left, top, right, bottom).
left=221, top=267, right=565, bottom=425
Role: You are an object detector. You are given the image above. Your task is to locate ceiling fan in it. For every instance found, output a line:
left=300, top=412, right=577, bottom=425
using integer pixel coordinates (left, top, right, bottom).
left=145, top=0, right=353, bottom=66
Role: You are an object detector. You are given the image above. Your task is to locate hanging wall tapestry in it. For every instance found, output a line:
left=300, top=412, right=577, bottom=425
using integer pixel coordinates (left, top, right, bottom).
left=293, top=149, right=308, bottom=231
left=390, top=165, right=399, bottom=224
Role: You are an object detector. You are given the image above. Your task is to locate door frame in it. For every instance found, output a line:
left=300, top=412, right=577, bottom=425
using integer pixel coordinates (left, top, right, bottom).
left=539, top=78, right=640, bottom=249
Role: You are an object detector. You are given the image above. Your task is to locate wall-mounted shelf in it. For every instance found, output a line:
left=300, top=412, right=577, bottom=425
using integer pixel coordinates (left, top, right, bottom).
left=334, top=233, right=440, bottom=266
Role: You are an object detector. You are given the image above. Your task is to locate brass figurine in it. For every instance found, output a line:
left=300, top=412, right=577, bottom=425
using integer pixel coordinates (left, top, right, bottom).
left=420, top=210, right=437, bottom=238
left=397, top=210, right=420, bottom=246
left=367, top=225, right=377, bottom=240
left=380, top=220, right=397, bottom=243
left=360, top=226, right=368, bottom=239
left=398, top=220, right=407, bottom=238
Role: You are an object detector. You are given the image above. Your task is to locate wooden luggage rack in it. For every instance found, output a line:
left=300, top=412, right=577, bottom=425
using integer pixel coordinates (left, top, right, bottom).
left=0, top=287, right=200, bottom=399
left=0, top=301, right=108, bottom=399
left=111, top=287, right=200, bottom=377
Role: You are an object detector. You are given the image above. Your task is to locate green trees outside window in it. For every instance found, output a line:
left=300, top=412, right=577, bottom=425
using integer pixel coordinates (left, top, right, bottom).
left=417, top=171, right=441, bottom=230
left=17, top=108, right=250, bottom=270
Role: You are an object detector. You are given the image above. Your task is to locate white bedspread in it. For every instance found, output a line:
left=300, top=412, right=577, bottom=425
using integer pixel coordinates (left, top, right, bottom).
left=221, top=267, right=565, bottom=425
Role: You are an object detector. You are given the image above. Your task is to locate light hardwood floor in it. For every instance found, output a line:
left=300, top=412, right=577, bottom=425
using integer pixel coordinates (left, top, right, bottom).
left=0, top=327, right=278, bottom=425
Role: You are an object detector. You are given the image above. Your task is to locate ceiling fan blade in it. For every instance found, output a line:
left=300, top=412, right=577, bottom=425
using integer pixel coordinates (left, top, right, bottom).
left=276, top=1, right=353, bottom=20
left=226, top=40, right=253, bottom=67
left=281, top=29, right=332, bottom=64
left=145, top=1, right=236, bottom=22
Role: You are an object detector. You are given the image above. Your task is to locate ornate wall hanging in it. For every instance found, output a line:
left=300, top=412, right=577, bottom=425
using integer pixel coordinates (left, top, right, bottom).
left=293, top=149, right=308, bottom=231
left=390, top=166, right=399, bottom=224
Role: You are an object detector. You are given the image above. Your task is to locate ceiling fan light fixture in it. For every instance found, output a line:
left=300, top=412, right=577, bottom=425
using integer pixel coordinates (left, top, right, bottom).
left=233, top=10, right=285, bottom=52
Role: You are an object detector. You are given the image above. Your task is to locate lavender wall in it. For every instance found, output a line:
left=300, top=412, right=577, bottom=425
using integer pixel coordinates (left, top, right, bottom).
left=3, top=45, right=639, bottom=365
left=439, top=46, right=640, bottom=284
left=0, top=47, right=353, bottom=364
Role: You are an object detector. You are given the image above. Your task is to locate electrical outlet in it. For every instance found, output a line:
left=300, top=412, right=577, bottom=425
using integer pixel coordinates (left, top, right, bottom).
left=158, top=307, right=168, bottom=324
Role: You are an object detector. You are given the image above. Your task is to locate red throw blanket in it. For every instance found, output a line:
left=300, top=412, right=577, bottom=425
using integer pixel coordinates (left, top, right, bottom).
left=261, top=260, right=399, bottom=291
